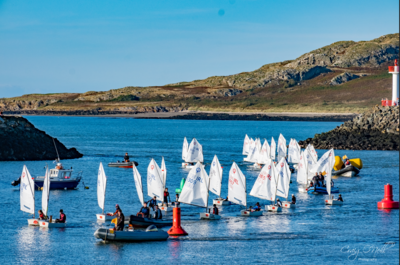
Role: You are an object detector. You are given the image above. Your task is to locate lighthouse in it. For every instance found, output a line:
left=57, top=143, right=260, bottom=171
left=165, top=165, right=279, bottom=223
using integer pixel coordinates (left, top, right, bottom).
left=389, top=59, right=399, bottom=106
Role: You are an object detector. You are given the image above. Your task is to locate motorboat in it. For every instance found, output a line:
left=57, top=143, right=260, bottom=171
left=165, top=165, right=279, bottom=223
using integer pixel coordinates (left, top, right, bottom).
left=12, top=161, right=82, bottom=190
left=307, top=186, right=339, bottom=195
left=128, top=215, right=172, bottom=228
left=94, top=227, right=169, bottom=242
left=332, top=165, right=360, bottom=177
left=108, top=161, right=138, bottom=168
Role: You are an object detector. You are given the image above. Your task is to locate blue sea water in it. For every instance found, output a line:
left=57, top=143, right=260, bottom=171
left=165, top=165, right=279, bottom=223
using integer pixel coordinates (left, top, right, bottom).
left=0, top=116, right=398, bottom=264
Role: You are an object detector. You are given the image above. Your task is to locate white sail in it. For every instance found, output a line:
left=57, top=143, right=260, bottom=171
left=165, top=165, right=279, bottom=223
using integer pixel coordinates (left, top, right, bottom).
left=305, top=145, right=317, bottom=179
left=178, top=162, right=209, bottom=207
left=182, top=137, right=188, bottom=161
left=242, top=134, right=250, bottom=155
left=258, top=139, right=271, bottom=164
left=296, top=151, right=309, bottom=185
left=227, top=162, right=247, bottom=207
left=132, top=163, right=144, bottom=205
left=288, top=139, right=301, bottom=163
left=41, top=167, right=50, bottom=216
left=309, top=144, right=318, bottom=161
left=97, top=162, right=107, bottom=212
left=309, top=149, right=335, bottom=179
left=249, top=160, right=278, bottom=202
left=276, top=158, right=291, bottom=199
left=270, top=137, right=276, bottom=160
left=20, top=165, right=35, bottom=215
left=161, top=156, right=167, bottom=188
left=209, top=155, right=223, bottom=196
left=277, top=134, right=287, bottom=162
left=185, top=138, right=204, bottom=163
left=247, top=138, right=261, bottom=163
left=244, top=138, right=256, bottom=161
left=147, top=159, right=164, bottom=201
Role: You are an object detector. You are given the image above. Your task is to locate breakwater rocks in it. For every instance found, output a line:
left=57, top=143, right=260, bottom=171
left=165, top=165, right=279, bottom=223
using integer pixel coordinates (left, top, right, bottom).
left=299, top=106, right=399, bottom=150
left=0, top=116, right=83, bottom=161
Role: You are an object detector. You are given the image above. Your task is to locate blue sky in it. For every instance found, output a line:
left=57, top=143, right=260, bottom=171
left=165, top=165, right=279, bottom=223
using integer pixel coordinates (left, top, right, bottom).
left=0, top=0, right=399, bottom=98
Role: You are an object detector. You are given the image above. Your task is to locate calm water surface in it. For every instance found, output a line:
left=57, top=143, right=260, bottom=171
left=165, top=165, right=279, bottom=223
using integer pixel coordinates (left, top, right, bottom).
left=0, top=117, right=398, bottom=264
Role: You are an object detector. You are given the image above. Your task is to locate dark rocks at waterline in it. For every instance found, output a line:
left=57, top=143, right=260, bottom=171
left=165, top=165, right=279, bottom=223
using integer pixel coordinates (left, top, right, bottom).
left=0, top=116, right=83, bottom=161
left=300, top=106, right=399, bottom=151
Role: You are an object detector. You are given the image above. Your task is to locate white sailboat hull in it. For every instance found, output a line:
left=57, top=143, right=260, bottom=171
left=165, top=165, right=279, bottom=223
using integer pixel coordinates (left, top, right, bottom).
left=28, top=219, right=39, bottom=226
left=159, top=205, right=173, bottom=212
left=240, top=210, right=263, bottom=216
left=96, top=213, right=114, bottom=221
left=325, top=199, right=343, bottom=205
left=251, top=163, right=262, bottom=170
left=199, top=213, right=221, bottom=220
left=39, top=221, right=67, bottom=228
left=266, top=205, right=282, bottom=212
left=298, top=187, right=308, bottom=193
left=282, top=201, right=296, bottom=209
left=213, top=199, right=231, bottom=206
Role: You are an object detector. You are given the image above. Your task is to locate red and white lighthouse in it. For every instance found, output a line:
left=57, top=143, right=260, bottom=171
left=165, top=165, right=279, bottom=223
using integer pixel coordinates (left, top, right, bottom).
left=388, top=59, right=399, bottom=106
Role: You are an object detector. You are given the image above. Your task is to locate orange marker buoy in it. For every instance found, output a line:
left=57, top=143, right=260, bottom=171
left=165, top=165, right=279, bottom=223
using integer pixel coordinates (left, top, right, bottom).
left=168, top=207, right=188, bottom=236
left=378, top=184, right=399, bottom=209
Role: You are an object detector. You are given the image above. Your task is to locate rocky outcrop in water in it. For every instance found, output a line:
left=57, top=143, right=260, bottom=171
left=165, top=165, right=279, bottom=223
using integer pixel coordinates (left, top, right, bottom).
left=299, top=106, right=399, bottom=150
left=0, top=116, right=83, bottom=161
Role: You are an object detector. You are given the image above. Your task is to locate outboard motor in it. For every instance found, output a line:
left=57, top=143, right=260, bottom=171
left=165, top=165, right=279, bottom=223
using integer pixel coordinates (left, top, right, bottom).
left=11, top=177, right=21, bottom=187
left=146, top=225, right=158, bottom=232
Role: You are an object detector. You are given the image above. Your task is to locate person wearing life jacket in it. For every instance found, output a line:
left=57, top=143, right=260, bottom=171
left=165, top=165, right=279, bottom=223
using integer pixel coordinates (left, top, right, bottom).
left=172, top=194, right=180, bottom=207
left=116, top=209, right=125, bottom=231
left=111, top=204, right=122, bottom=216
left=124, top=153, right=130, bottom=162
left=291, top=195, right=296, bottom=204
left=312, top=173, right=320, bottom=187
left=154, top=205, right=162, bottom=219
left=163, top=188, right=170, bottom=206
left=147, top=196, right=158, bottom=210
left=55, top=209, right=66, bottom=223
left=276, top=199, right=282, bottom=207
left=319, top=172, right=325, bottom=187
left=137, top=203, right=150, bottom=218
left=212, top=204, right=219, bottom=215
left=344, top=158, right=351, bottom=167
left=337, top=194, right=343, bottom=202
left=38, top=210, right=46, bottom=220
left=252, top=202, right=261, bottom=211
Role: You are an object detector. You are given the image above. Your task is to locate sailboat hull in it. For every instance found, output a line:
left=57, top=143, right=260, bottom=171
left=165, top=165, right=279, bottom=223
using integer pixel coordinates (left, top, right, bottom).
left=240, top=210, right=263, bottom=216
left=39, top=221, right=67, bottom=228
left=282, top=202, right=296, bottom=209
left=266, top=205, right=282, bottom=212
left=199, top=213, right=221, bottom=220
left=28, top=219, right=39, bottom=226
left=325, top=199, right=343, bottom=205
left=96, top=213, right=114, bottom=221
left=213, top=199, right=231, bottom=206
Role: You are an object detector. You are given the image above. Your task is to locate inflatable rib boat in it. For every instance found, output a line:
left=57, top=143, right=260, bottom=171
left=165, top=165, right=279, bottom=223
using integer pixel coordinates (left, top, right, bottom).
left=108, top=161, right=139, bottom=168
left=94, top=227, right=169, bottom=242
left=332, top=165, right=360, bottom=177
left=128, top=215, right=172, bottom=228
left=307, top=186, right=339, bottom=194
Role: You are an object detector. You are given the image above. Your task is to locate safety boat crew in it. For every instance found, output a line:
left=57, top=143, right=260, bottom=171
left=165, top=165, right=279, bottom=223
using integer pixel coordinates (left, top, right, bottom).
left=332, top=155, right=362, bottom=177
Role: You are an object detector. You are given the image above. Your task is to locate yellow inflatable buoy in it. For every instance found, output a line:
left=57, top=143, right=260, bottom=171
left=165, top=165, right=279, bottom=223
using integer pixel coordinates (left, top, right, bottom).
left=349, top=158, right=363, bottom=169
left=334, top=156, right=344, bottom=171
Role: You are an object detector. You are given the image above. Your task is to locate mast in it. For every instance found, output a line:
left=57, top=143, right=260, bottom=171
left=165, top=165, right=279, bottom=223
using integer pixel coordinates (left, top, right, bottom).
left=206, top=173, right=211, bottom=213
left=52, top=138, right=60, bottom=162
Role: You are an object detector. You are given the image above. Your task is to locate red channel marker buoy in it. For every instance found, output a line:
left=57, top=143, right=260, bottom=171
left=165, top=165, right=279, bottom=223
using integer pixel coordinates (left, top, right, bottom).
left=168, top=207, right=188, bottom=236
left=377, top=184, right=399, bottom=209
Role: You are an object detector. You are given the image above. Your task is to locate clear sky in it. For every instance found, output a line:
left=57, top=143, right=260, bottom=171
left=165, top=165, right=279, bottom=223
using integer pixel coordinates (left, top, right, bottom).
left=0, top=0, right=399, bottom=98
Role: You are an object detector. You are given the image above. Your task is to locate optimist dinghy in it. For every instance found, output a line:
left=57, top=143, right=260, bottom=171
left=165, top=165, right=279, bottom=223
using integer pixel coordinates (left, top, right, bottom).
left=96, top=163, right=114, bottom=221
left=277, top=134, right=287, bottom=163
left=20, top=166, right=39, bottom=226
left=182, top=138, right=204, bottom=169
left=325, top=195, right=344, bottom=205
left=147, top=159, right=172, bottom=212
left=209, top=155, right=230, bottom=206
left=270, top=137, right=276, bottom=161
left=243, top=138, right=255, bottom=162
left=288, top=138, right=301, bottom=168
left=94, top=227, right=169, bottom=242
left=307, top=149, right=339, bottom=195
left=178, top=162, right=221, bottom=220
left=275, top=158, right=294, bottom=209
left=39, top=168, right=67, bottom=228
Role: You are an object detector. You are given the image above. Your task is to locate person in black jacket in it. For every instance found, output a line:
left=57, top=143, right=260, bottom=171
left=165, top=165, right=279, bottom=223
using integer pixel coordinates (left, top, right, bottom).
left=147, top=196, right=158, bottom=210
left=124, top=153, right=130, bottom=162
left=291, top=194, right=296, bottom=204
left=116, top=209, right=125, bottom=231
left=212, top=204, right=219, bottom=215
left=154, top=205, right=162, bottom=219
left=137, top=203, right=150, bottom=218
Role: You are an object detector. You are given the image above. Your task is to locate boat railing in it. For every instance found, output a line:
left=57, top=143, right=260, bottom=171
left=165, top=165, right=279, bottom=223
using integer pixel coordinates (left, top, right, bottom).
left=75, top=171, right=83, bottom=180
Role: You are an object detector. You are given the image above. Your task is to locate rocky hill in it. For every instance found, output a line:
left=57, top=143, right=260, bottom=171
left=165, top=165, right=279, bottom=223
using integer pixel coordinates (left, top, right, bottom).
left=299, top=106, right=399, bottom=150
left=0, top=33, right=398, bottom=115
left=0, top=116, right=83, bottom=161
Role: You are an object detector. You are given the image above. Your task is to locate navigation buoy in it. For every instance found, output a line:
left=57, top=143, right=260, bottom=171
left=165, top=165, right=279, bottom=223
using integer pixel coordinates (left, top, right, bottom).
left=377, top=184, right=399, bottom=209
left=167, top=207, right=188, bottom=236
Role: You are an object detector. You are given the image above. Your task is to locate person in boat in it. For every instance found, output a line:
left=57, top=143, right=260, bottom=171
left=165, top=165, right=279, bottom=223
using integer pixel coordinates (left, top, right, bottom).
left=212, top=204, right=219, bottom=215
left=276, top=199, right=282, bottom=207
left=309, top=181, right=314, bottom=188
left=319, top=172, right=325, bottom=187
left=224, top=196, right=229, bottom=201
left=137, top=203, right=150, bottom=218
left=172, top=194, right=180, bottom=207
left=154, top=205, right=163, bottom=219
left=163, top=188, right=171, bottom=206
left=252, top=202, right=261, bottom=211
left=115, top=209, right=125, bottom=231
left=312, top=173, right=320, bottom=187
left=147, top=196, right=158, bottom=210
left=38, top=210, right=46, bottom=220
left=55, top=209, right=66, bottom=223
left=344, top=158, right=351, bottom=167
left=291, top=195, right=296, bottom=204
left=124, top=153, right=130, bottom=162
left=111, top=204, right=122, bottom=216
left=337, top=194, right=343, bottom=202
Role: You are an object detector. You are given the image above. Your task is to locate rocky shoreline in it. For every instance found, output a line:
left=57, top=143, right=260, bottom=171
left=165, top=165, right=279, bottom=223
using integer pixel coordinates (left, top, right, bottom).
left=0, top=116, right=83, bottom=161
left=299, top=106, right=399, bottom=150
